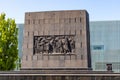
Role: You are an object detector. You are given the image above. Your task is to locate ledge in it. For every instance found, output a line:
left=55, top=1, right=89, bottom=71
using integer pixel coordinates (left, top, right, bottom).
left=34, top=53, right=76, bottom=56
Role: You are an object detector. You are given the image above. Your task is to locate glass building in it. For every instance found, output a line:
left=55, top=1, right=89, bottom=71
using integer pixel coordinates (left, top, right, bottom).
left=17, top=24, right=24, bottom=58
left=16, top=24, right=24, bottom=70
left=17, top=21, right=120, bottom=72
left=90, top=21, right=120, bottom=73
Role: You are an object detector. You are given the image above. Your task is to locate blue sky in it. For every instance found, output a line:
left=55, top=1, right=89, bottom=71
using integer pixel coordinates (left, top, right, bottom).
left=0, top=0, right=120, bottom=23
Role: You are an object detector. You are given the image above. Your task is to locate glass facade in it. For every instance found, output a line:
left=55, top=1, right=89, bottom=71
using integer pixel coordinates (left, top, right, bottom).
left=16, top=24, right=24, bottom=70
left=17, top=24, right=24, bottom=58
left=90, top=21, right=120, bottom=73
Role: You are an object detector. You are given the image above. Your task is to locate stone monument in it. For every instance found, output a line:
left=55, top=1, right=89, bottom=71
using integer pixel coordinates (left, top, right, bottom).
left=0, top=10, right=115, bottom=80
left=21, top=10, right=91, bottom=70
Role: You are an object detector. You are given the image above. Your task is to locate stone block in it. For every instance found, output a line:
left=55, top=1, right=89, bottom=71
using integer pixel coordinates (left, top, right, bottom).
left=77, top=47, right=82, bottom=53
left=71, top=18, right=75, bottom=23
left=70, top=24, right=75, bottom=35
left=59, top=59, right=65, bottom=67
left=27, top=55, right=32, bottom=61
left=76, top=54, right=82, bottom=60
left=76, top=42, right=80, bottom=49
left=22, top=48, right=28, bottom=55
left=42, top=60, right=48, bottom=67
left=70, top=60, right=76, bottom=67
left=82, top=60, right=88, bottom=68
left=75, top=35, right=80, bottom=42
left=76, top=17, right=81, bottom=23
left=49, top=24, right=54, bottom=35
left=45, top=19, right=49, bottom=24
left=64, top=24, right=70, bottom=35
left=59, top=56, right=65, bottom=67
left=34, top=31, right=39, bottom=36
left=34, top=25, right=38, bottom=31
left=76, top=60, right=83, bottom=67
left=22, top=10, right=90, bottom=69
left=37, top=54, right=43, bottom=60
left=44, top=24, right=50, bottom=35
left=70, top=55, right=76, bottom=60
left=65, top=60, right=71, bottom=67
left=38, top=24, right=43, bottom=31
left=38, top=31, right=43, bottom=35
left=28, top=37, right=33, bottom=43
left=23, top=37, right=28, bottom=44
left=59, top=18, right=64, bottom=24
left=29, top=25, right=34, bottom=31
left=37, top=12, right=44, bottom=19
left=54, top=18, right=59, bottom=23
left=28, top=48, right=33, bottom=55
left=49, top=55, right=59, bottom=60
left=28, top=43, right=33, bottom=48
left=43, top=56, right=49, bottom=60
left=32, top=55, right=38, bottom=61
left=22, top=43, right=28, bottom=49
left=64, top=18, right=69, bottom=24
left=24, top=25, right=29, bottom=31
left=21, top=60, right=32, bottom=68
left=48, top=60, right=59, bottom=67
left=37, top=60, right=43, bottom=67
left=32, top=61, right=37, bottom=68
left=59, top=24, right=64, bottom=35
left=54, top=24, right=59, bottom=35
left=49, top=19, right=54, bottom=24
left=65, top=55, right=70, bottom=60
left=24, top=31, right=29, bottom=37
left=22, top=55, right=27, bottom=61
left=29, top=31, right=34, bottom=37
left=59, top=56, right=65, bottom=60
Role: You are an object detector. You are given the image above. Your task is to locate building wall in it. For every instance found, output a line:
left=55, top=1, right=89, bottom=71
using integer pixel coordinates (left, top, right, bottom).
left=90, top=21, right=120, bottom=72
left=21, top=10, right=91, bottom=69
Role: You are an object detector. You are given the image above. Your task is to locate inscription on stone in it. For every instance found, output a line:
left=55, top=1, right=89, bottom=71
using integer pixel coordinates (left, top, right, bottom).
left=33, top=35, right=75, bottom=54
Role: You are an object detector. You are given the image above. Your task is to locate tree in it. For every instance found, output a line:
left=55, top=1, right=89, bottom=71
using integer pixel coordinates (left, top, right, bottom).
left=0, top=13, right=18, bottom=70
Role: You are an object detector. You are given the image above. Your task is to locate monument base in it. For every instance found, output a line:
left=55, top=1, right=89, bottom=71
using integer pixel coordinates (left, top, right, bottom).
left=20, top=67, right=92, bottom=74
left=0, top=68, right=115, bottom=80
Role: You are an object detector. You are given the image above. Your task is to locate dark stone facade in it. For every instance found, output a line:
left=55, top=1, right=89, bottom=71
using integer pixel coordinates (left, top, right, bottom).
left=22, top=10, right=91, bottom=69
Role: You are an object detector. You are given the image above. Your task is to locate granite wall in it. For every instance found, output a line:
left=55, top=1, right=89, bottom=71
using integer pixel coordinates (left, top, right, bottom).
left=21, top=10, right=91, bottom=69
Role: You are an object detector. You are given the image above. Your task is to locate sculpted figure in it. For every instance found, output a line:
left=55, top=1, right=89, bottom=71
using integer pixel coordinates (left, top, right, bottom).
left=56, top=39, right=64, bottom=53
left=70, top=38, right=75, bottom=53
left=62, top=37, right=71, bottom=53
left=34, top=35, right=75, bottom=54
left=47, top=42, right=53, bottom=54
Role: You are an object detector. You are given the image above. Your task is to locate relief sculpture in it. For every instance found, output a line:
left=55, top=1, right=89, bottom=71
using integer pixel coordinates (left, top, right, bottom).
left=34, top=35, right=75, bottom=54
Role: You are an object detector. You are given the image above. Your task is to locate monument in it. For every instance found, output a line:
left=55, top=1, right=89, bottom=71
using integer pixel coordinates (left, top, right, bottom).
left=0, top=10, right=116, bottom=80
left=21, top=10, right=91, bottom=70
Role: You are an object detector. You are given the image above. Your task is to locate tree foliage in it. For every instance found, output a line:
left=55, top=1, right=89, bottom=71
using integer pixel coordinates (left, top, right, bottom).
left=0, top=13, right=18, bottom=70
